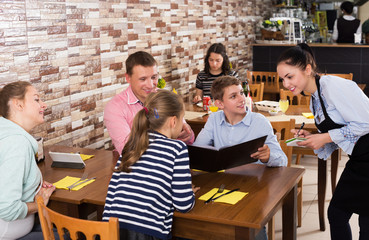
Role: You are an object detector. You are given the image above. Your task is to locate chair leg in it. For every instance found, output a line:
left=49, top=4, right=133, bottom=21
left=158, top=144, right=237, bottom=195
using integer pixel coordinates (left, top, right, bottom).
left=268, top=216, right=275, bottom=240
left=296, top=154, right=302, bottom=165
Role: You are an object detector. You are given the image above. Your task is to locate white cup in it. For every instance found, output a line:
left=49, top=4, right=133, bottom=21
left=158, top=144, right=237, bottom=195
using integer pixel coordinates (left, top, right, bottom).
left=354, top=33, right=361, bottom=44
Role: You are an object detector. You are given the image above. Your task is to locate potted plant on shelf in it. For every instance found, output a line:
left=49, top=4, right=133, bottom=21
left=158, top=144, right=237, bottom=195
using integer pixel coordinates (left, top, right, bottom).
left=260, top=19, right=284, bottom=40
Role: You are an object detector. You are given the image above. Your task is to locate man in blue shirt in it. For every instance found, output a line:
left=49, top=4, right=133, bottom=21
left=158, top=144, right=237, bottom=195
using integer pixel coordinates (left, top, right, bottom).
left=194, top=76, right=287, bottom=167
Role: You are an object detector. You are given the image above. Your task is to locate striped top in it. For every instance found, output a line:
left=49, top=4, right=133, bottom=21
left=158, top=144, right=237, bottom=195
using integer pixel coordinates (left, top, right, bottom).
left=195, top=70, right=239, bottom=98
left=103, top=131, right=195, bottom=239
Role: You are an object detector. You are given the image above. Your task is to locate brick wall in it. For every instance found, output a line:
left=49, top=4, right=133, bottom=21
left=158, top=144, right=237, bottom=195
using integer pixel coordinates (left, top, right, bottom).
left=0, top=0, right=272, bottom=149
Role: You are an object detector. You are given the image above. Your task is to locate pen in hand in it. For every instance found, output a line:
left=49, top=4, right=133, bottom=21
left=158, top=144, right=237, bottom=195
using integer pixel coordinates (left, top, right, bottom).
left=297, top=122, right=305, bottom=137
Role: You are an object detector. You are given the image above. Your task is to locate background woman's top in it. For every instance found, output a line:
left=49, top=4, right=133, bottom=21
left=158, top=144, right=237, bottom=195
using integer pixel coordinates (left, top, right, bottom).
left=196, top=70, right=238, bottom=98
left=310, top=75, right=369, bottom=159
left=103, top=132, right=195, bottom=239
left=0, top=117, right=42, bottom=239
left=0, top=117, right=41, bottom=221
left=332, top=15, right=361, bottom=43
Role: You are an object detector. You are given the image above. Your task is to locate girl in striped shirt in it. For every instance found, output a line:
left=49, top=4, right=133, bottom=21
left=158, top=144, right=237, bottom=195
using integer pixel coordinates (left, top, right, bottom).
left=103, top=90, right=199, bottom=240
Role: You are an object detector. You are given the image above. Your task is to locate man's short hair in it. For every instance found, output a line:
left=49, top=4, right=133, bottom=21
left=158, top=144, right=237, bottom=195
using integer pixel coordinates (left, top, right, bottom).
left=126, top=51, right=157, bottom=76
left=340, top=1, right=354, bottom=14
left=211, top=76, right=241, bottom=101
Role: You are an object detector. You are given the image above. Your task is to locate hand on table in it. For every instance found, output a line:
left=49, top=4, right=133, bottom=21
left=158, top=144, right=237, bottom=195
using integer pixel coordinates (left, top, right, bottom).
left=250, top=144, right=270, bottom=163
left=193, top=95, right=202, bottom=104
left=192, top=184, right=200, bottom=194
left=36, top=181, right=56, bottom=206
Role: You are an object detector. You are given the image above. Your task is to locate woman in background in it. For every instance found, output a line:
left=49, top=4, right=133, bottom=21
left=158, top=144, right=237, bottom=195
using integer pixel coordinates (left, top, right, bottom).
left=277, top=43, right=369, bottom=240
left=193, top=43, right=238, bottom=103
left=0, top=81, right=55, bottom=239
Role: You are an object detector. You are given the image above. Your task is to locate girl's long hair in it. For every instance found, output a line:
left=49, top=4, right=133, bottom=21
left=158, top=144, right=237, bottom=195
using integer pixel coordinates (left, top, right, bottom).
left=116, top=90, right=184, bottom=172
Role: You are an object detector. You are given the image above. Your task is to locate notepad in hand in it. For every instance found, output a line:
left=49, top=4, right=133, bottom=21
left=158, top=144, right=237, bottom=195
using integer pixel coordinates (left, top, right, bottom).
left=187, top=135, right=267, bottom=172
left=285, top=137, right=307, bottom=147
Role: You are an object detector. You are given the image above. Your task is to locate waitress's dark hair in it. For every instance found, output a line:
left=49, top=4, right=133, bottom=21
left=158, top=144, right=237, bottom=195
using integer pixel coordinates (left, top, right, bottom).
left=204, top=43, right=230, bottom=75
left=341, top=1, right=354, bottom=14
left=276, top=43, right=318, bottom=75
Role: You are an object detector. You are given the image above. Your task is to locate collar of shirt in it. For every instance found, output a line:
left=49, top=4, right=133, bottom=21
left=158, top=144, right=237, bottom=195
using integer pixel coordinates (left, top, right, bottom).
left=126, top=85, right=144, bottom=106
left=343, top=15, right=356, bottom=21
left=218, top=108, right=251, bottom=127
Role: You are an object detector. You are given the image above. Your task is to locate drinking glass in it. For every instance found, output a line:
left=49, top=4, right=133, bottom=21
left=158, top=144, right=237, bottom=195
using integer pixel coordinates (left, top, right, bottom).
left=279, top=100, right=289, bottom=114
left=209, top=102, right=218, bottom=113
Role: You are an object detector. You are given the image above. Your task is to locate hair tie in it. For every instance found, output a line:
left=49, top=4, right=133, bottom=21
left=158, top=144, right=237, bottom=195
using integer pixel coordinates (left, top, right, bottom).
left=143, top=107, right=149, bottom=116
left=153, top=108, right=159, bottom=119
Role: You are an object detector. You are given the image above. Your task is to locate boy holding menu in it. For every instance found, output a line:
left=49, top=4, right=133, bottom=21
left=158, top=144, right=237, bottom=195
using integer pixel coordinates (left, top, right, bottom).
left=194, top=76, right=287, bottom=167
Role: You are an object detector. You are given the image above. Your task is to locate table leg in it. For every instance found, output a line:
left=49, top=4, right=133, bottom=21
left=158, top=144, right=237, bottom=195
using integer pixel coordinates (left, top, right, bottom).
left=282, top=185, right=297, bottom=240
left=330, top=149, right=340, bottom=193
left=318, top=158, right=327, bottom=231
left=235, top=226, right=255, bottom=240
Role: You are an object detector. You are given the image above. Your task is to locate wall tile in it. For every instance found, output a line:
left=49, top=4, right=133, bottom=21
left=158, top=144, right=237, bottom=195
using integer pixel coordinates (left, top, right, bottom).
left=0, top=0, right=273, bottom=149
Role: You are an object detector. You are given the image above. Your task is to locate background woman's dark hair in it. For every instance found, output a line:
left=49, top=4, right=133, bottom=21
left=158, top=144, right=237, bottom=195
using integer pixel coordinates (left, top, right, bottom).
left=276, top=43, right=318, bottom=75
left=204, top=43, right=231, bottom=75
left=341, top=1, right=354, bottom=15
left=0, top=81, right=32, bottom=118
left=116, top=90, right=184, bottom=173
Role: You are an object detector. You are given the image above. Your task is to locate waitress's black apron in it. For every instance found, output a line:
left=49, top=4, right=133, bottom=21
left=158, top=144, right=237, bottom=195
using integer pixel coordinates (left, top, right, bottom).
left=313, top=75, right=369, bottom=215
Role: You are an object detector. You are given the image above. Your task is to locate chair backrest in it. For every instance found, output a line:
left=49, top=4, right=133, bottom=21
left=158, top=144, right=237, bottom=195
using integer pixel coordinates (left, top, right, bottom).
left=270, top=119, right=295, bottom=167
left=280, top=89, right=310, bottom=106
left=249, top=82, right=264, bottom=102
left=36, top=196, right=119, bottom=240
left=247, top=71, right=279, bottom=86
left=323, top=73, right=353, bottom=80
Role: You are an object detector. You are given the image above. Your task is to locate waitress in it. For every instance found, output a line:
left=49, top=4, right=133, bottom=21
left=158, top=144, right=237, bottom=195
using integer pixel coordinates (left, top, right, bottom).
left=276, top=43, right=369, bottom=240
left=332, top=1, right=362, bottom=43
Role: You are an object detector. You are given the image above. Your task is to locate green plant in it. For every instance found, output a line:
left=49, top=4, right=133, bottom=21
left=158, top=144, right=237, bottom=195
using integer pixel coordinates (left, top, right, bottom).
left=261, top=20, right=282, bottom=31
left=157, top=77, right=166, bottom=89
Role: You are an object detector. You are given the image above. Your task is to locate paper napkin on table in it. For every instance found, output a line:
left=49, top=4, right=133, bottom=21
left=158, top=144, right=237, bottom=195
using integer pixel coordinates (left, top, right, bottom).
left=80, top=154, right=94, bottom=161
left=302, top=112, right=314, bottom=119
left=53, top=176, right=95, bottom=191
left=199, top=188, right=248, bottom=205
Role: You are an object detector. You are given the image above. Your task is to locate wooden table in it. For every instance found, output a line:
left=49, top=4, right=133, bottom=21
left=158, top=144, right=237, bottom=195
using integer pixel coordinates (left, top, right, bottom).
left=185, top=103, right=338, bottom=231
left=38, top=146, right=116, bottom=219
left=39, top=146, right=304, bottom=240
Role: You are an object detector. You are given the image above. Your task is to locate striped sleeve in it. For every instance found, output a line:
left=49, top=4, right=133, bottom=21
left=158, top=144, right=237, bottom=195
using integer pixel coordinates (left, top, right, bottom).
left=171, top=141, right=195, bottom=212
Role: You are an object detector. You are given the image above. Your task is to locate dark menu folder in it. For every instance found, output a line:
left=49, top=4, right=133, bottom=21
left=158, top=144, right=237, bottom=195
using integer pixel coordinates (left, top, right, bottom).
left=187, top=135, right=267, bottom=172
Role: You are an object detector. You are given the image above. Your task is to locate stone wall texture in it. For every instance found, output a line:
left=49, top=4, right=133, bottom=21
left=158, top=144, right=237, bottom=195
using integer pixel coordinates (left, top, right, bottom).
left=0, top=0, right=272, bottom=149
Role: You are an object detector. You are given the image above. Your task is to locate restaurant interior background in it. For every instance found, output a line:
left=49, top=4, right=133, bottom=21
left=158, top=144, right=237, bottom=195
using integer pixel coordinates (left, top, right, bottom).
left=0, top=0, right=368, bottom=149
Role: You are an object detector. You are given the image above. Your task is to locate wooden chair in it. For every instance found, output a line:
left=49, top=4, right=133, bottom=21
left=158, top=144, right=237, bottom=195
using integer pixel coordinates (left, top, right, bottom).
left=279, top=89, right=314, bottom=165
left=267, top=119, right=303, bottom=240
left=279, top=89, right=310, bottom=106
left=247, top=71, right=279, bottom=100
left=323, top=72, right=353, bottom=80
left=36, top=196, right=119, bottom=240
left=248, top=82, right=264, bottom=102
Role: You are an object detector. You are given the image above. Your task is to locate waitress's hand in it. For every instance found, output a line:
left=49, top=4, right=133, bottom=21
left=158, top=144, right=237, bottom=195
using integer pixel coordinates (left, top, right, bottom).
left=291, top=129, right=311, bottom=138
left=297, top=133, right=332, bottom=150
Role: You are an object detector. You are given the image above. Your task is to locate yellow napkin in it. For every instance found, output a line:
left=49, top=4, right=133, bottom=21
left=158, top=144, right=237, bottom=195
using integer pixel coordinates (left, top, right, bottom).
left=302, top=112, right=314, bottom=119
left=199, top=188, right=248, bottom=205
left=80, top=154, right=94, bottom=161
left=53, top=176, right=95, bottom=191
